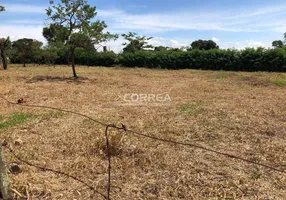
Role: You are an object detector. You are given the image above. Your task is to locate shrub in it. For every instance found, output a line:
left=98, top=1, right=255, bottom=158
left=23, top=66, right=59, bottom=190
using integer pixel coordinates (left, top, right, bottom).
left=115, top=48, right=286, bottom=72
left=75, top=49, right=116, bottom=67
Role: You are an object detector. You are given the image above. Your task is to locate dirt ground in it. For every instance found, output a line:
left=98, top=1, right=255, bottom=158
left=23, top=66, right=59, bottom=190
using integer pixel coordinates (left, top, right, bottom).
left=0, top=65, right=285, bottom=200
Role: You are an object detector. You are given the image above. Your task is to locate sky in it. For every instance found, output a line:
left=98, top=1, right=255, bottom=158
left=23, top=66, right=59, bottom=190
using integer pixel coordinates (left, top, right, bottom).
left=1, top=0, right=286, bottom=52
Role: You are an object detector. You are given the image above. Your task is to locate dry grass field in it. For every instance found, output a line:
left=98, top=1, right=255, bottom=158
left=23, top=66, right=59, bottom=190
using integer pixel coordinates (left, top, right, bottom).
left=0, top=64, right=285, bottom=200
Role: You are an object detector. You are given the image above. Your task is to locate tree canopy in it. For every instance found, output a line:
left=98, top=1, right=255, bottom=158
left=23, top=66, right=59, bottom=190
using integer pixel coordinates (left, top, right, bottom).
left=154, top=46, right=168, bottom=52
left=189, top=39, right=219, bottom=50
left=11, top=38, right=43, bottom=67
left=0, top=6, right=4, bottom=12
left=272, top=40, right=284, bottom=48
left=45, top=0, right=118, bottom=77
left=122, top=32, right=153, bottom=53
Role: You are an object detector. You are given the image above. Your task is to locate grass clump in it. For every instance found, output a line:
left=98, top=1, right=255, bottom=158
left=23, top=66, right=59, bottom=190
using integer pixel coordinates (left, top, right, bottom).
left=40, top=111, right=65, bottom=119
left=178, top=102, right=204, bottom=116
left=272, top=75, right=286, bottom=86
left=0, top=111, right=65, bottom=130
left=215, top=71, right=229, bottom=79
left=0, top=113, right=35, bottom=130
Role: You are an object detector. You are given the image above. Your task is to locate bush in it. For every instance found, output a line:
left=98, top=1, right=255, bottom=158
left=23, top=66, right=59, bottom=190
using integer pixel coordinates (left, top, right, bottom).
left=75, top=49, right=116, bottom=67
left=11, top=46, right=286, bottom=72
left=115, top=48, right=286, bottom=72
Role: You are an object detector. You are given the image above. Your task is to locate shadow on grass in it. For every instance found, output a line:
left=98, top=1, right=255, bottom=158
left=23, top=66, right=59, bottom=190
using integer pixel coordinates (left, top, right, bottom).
left=26, top=75, right=90, bottom=84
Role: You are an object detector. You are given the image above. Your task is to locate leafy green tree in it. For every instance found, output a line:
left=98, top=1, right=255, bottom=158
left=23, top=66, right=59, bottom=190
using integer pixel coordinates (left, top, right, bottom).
left=188, top=39, right=219, bottom=50
left=0, top=37, right=11, bottom=70
left=154, top=46, right=168, bottom=52
left=0, top=6, right=4, bottom=12
left=122, top=32, right=153, bottom=53
left=272, top=40, right=284, bottom=48
left=41, top=48, right=59, bottom=65
left=45, top=0, right=118, bottom=77
left=43, top=24, right=69, bottom=44
left=11, top=38, right=43, bottom=67
left=169, top=48, right=183, bottom=52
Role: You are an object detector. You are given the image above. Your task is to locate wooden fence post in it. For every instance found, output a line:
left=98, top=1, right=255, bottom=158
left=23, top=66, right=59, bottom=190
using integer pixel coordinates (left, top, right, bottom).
left=0, top=146, right=12, bottom=200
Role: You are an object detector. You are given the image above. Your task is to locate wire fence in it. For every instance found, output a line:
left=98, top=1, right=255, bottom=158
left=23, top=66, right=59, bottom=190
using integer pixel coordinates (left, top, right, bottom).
left=0, top=95, right=285, bottom=200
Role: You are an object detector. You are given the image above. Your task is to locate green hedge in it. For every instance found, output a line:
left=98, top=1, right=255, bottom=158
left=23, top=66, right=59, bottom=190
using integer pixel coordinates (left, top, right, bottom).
left=115, top=48, right=286, bottom=72
left=45, top=47, right=286, bottom=72
left=75, top=50, right=116, bottom=67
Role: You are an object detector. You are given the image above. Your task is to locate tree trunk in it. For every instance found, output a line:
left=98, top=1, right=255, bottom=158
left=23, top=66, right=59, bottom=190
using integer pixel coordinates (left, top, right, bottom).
left=23, top=63, right=26, bottom=67
left=71, top=48, right=77, bottom=78
left=0, top=50, right=7, bottom=70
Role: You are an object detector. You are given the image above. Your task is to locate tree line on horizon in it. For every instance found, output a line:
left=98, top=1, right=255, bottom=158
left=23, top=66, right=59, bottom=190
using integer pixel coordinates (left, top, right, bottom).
left=1, top=1, right=286, bottom=76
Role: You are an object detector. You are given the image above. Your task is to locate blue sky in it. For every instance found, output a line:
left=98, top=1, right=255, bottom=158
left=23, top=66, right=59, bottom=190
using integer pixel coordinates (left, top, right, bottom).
left=1, top=0, right=286, bottom=52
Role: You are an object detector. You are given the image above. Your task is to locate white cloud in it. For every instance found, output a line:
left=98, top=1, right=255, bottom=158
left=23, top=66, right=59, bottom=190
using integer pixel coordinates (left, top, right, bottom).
left=149, top=38, right=189, bottom=48
left=0, top=25, right=46, bottom=43
left=245, top=40, right=264, bottom=47
left=2, top=4, right=46, bottom=13
left=2, top=20, right=44, bottom=25
left=96, top=4, right=286, bottom=33
left=99, top=37, right=189, bottom=53
left=126, top=5, right=148, bottom=9
left=0, top=3, right=282, bottom=52
left=219, top=40, right=272, bottom=50
left=0, top=24, right=272, bottom=53
left=212, top=37, right=219, bottom=42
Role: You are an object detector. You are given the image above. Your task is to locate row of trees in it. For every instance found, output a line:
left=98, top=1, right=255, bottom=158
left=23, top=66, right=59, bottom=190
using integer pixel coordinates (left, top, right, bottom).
left=1, top=36, right=220, bottom=67
left=0, top=38, right=59, bottom=67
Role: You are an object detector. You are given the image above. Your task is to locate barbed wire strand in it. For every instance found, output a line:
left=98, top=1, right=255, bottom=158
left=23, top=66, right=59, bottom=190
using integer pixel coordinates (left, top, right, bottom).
left=125, top=129, right=286, bottom=173
left=1, top=95, right=285, bottom=175
left=4, top=144, right=107, bottom=199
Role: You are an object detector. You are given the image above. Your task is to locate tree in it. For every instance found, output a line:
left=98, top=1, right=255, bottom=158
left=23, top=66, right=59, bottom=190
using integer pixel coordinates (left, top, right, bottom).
left=154, top=46, right=168, bottom=52
left=272, top=40, right=284, bottom=48
left=11, top=38, right=43, bottom=67
left=189, top=39, right=219, bottom=50
left=169, top=48, right=183, bottom=52
left=122, top=32, right=153, bottom=53
left=45, top=0, right=118, bottom=77
left=0, top=6, right=4, bottom=12
left=41, top=48, right=59, bottom=65
left=0, top=37, right=11, bottom=70
left=43, top=24, right=69, bottom=43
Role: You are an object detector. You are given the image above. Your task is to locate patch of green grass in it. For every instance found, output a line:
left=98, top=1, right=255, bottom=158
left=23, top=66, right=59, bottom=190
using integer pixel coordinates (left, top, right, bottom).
left=272, top=79, right=286, bottom=86
left=215, top=72, right=229, bottom=79
left=272, top=75, right=286, bottom=86
left=178, top=102, right=203, bottom=116
left=0, top=111, right=65, bottom=130
left=0, top=113, right=35, bottom=130
left=0, top=115, right=4, bottom=122
left=40, top=111, right=65, bottom=119
left=215, top=71, right=237, bottom=79
left=239, top=75, right=250, bottom=80
left=251, top=168, right=262, bottom=180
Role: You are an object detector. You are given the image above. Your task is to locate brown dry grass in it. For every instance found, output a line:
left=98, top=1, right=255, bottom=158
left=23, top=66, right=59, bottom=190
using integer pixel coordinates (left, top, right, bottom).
left=0, top=64, right=285, bottom=200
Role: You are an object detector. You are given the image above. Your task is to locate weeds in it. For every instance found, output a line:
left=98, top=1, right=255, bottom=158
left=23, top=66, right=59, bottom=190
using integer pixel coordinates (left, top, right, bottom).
left=178, top=102, right=204, bottom=116
left=0, top=113, right=35, bottom=130
left=0, top=111, right=65, bottom=130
